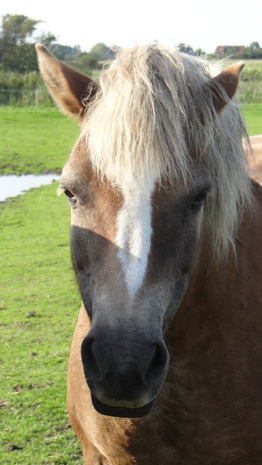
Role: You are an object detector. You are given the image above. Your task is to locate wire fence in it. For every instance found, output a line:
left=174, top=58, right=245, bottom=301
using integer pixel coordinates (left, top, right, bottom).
left=0, top=88, right=52, bottom=106
left=0, top=81, right=262, bottom=106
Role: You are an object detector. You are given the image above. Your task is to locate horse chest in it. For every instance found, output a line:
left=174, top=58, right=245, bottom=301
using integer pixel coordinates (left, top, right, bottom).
left=81, top=408, right=262, bottom=465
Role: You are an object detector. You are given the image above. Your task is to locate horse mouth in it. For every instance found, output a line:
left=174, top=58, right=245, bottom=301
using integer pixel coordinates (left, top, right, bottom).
left=91, top=394, right=154, bottom=418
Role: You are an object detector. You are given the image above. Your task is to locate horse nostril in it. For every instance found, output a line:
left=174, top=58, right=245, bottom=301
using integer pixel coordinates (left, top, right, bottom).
left=143, top=342, right=169, bottom=385
left=81, top=336, right=103, bottom=383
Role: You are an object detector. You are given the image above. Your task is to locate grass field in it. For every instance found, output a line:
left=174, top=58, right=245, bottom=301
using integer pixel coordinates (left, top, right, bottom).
left=0, top=103, right=261, bottom=464
left=0, top=107, right=79, bottom=175
left=241, top=104, right=262, bottom=135
left=0, top=183, right=83, bottom=464
left=0, top=107, right=82, bottom=464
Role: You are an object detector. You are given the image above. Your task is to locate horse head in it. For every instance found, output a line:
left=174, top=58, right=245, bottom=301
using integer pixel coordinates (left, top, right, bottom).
left=36, top=44, right=247, bottom=418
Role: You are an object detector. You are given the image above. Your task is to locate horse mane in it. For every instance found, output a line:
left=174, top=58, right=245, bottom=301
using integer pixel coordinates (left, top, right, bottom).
left=85, top=44, right=252, bottom=260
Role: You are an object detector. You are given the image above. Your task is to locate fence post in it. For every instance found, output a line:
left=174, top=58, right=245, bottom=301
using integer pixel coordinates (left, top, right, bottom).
left=35, top=89, right=39, bottom=107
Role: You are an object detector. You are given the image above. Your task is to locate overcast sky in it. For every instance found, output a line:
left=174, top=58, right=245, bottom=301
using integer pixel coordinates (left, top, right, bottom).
left=1, top=0, right=262, bottom=54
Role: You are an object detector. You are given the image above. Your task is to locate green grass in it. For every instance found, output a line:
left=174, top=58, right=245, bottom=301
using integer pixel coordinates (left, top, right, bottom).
left=0, top=107, right=79, bottom=174
left=0, top=183, right=82, bottom=464
left=241, top=104, right=262, bottom=135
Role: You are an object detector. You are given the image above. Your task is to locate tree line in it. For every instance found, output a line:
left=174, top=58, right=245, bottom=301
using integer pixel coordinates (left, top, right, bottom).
left=0, top=14, right=116, bottom=75
left=0, top=14, right=261, bottom=96
left=178, top=42, right=262, bottom=59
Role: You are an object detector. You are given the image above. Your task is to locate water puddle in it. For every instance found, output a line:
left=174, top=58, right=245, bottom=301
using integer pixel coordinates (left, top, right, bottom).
left=0, top=173, right=60, bottom=202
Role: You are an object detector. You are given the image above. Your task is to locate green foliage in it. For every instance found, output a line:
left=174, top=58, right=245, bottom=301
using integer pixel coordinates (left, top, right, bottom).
left=0, top=14, right=58, bottom=73
left=90, top=42, right=116, bottom=61
left=178, top=43, right=195, bottom=55
left=239, top=61, right=262, bottom=104
left=0, top=71, right=42, bottom=90
left=216, top=42, right=262, bottom=59
left=50, top=44, right=81, bottom=61
left=178, top=43, right=206, bottom=56
left=0, top=15, right=262, bottom=106
left=0, top=14, right=105, bottom=80
left=36, top=32, right=57, bottom=50
left=0, top=14, right=40, bottom=72
left=66, top=51, right=98, bottom=75
left=244, top=42, right=262, bottom=59
left=1, top=14, right=38, bottom=44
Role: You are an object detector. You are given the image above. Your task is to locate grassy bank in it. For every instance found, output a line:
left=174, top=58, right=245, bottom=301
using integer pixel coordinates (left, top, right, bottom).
left=0, top=183, right=82, bottom=464
left=0, top=107, right=79, bottom=175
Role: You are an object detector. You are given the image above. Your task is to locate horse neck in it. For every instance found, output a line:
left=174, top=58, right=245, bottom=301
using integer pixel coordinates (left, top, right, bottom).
left=167, top=180, right=262, bottom=349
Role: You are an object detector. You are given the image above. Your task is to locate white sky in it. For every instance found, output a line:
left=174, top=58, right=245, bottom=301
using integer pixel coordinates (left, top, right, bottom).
left=1, top=0, right=262, bottom=54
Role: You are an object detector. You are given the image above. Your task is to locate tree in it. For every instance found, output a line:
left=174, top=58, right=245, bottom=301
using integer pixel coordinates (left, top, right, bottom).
left=72, top=52, right=98, bottom=71
left=0, top=14, right=40, bottom=71
left=178, top=43, right=194, bottom=55
left=0, top=14, right=59, bottom=72
left=177, top=43, right=205, bottom=56
left=49, top=44, right=81, bottom=61
left=90, top=43, right=115, bottom=61
left=36, top=31, right=57, bottom=50
left=194, top=48, right=205, bottom=57
left=0, top=14, right=39, bottom=45
left=248, top=42, right=262, bottom=58
left=249, top=41, right=260, bottom=52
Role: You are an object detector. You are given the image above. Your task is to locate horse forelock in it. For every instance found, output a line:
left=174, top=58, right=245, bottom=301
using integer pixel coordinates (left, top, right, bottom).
left=83, top=44, right=252, bottom=261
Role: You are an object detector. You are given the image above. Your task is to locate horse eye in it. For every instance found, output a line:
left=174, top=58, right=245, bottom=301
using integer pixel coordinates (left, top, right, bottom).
left=191, top=190, right=208, bottom=209
left=64, top=189, right=75, bottom=201
left=193, top=192, right=207, bottom=203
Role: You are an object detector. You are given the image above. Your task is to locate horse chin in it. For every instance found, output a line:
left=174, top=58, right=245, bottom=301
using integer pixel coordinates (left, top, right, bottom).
left=91, top=394, right=154, bottom=418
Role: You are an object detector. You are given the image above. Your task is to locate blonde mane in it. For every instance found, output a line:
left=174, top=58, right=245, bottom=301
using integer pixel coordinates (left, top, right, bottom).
left=85, top=44, right=252, bottom=260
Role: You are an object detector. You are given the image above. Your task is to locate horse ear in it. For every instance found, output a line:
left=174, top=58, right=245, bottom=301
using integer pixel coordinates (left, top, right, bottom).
left=36, top=44, right=99, bottom=120
left=210, top=62, right=244, bottom=113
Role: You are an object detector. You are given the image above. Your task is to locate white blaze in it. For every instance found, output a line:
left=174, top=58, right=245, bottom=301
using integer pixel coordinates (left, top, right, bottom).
left=116, top=180, right=155, bottom=298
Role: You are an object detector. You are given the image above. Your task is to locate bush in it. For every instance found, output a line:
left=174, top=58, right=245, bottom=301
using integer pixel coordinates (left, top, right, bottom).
left=1, top=59, right=262, bottom=106
left=0, top=71, right=52, bottom=105
left=239, top=62, right=262, bottom=104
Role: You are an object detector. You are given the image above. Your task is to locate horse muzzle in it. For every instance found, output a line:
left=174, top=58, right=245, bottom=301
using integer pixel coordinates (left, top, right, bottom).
left=81, top=330, right=169, bottom=418
left=91, top=394, right=154, bottom=418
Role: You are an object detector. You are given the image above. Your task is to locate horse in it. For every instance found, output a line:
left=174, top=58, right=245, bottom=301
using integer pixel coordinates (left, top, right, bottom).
left=244, top=135, right=262, bottom=184
left=36, top=44, right=262, bottom=464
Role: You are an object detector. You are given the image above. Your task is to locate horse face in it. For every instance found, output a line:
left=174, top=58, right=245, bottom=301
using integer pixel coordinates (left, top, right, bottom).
left=36, top=44, right=245, bottom=420
left=60, top=139, right=211, bottom=417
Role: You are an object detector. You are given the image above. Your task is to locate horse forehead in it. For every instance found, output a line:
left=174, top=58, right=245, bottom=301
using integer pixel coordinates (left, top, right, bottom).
left=114, top=178, right=157, bottom=298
